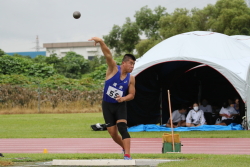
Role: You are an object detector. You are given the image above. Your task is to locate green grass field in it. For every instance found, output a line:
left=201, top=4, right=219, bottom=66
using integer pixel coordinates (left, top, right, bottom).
left=0, top=113, right=249, bottom=138
left=0, top=113, right=250, bottom=166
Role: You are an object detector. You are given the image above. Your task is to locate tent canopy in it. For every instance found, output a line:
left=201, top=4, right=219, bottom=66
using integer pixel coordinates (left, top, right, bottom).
left=127, top=31, right=250, bottom=127
left=230, top=35, right=250, bottom=48
left=132, top=31, right=250, bottom=102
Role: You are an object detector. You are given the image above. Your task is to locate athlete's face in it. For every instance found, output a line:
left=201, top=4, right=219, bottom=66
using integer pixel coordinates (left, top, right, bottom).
left=123, top=59, right=135, bottom=73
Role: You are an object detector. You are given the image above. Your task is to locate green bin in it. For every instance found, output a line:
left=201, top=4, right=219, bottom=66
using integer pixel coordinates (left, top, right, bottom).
left=162, top=142, right=181, bottom=153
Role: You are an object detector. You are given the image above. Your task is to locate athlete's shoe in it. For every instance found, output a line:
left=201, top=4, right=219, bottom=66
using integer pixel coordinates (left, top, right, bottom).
left=124, top=156, right=132, bottom=160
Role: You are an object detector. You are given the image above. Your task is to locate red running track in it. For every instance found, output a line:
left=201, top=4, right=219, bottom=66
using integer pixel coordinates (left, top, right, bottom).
left=0, top=138, right=250, bottom=154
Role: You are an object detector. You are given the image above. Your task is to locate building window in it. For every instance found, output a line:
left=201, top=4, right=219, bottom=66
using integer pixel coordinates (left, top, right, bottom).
left=88, top=56, right=96, bottom=60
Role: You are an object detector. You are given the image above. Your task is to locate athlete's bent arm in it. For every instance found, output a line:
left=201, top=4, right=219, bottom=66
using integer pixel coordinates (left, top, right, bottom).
left=116, top=76, right=135, bottom=102
left=88, top=37, right=117, bottom=77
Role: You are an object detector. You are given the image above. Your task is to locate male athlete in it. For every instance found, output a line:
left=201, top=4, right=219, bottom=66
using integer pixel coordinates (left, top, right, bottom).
left=88, top=37, right=136, bottom=160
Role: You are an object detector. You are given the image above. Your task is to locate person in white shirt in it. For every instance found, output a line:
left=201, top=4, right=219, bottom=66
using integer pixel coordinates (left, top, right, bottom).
left=166, top=105, right=187, bottom=128
left=186, top=102, right=206, bottom=127
left=216, top=101, right=239, bottom=126
left=199, top=99, right=213, bottom=125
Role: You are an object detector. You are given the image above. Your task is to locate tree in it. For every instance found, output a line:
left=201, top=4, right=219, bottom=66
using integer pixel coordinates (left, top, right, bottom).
left=120, top=17, right=141, bottom=53
left=33, top=55, right=47, bottom=63
left=134, top=5, right=168, bottom=39
left=88, top=55, right=106, bottom=72
left=191, top=6, right=214, bottom=31
left=159, top=8, right=193, bottom=39
left=45, top=53, right=61, bottom=65
left=103, top=25, right=122, bottom=55
left=45, top=53, right=62, bottom=74
left=135, top=38, right=161, bottom=57
left=103, top=18, right=140, bottom=55
left=206, top=0, right=250, bottom=35
left=60, top=51, right=89, bottom=79
left=0, top=49, right=5, bottom=56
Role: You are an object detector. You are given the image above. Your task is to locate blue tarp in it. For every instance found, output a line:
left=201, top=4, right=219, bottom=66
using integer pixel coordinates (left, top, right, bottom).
left=128, top=123, right=243, bottom=132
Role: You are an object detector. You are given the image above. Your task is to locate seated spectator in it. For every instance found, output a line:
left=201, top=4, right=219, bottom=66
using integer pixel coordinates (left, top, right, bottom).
left=199, top=99, right=213, bottom=125
left=186, top=102, right=206, bottom=127
left=216, top=101, right=239, bottom=126
left=211, top=102, right=221, bottom=124
left=230, top=97, right=240, bottom=114
left=230, top=97, right=242, bottom=124
left=228, top=98, right=233, bottom=106
left=166, top=105, right=187, bottom=128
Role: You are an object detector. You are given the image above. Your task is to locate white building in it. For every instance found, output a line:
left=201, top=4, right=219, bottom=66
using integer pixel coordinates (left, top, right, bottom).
left=43, top=41, right=103, bottom=60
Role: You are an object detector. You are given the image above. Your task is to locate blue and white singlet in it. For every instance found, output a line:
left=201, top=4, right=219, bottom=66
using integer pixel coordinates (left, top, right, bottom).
left=103, top=66, right=130, bottom=103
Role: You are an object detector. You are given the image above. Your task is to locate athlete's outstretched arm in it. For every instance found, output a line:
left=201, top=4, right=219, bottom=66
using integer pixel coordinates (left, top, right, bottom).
left=116, top=76, right=135, bottom=102
left=88, top=37, right=116, bottom=71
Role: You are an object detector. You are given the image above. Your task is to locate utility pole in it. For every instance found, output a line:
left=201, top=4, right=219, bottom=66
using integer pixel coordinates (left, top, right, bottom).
left=33, top=35, right=43, bottom=52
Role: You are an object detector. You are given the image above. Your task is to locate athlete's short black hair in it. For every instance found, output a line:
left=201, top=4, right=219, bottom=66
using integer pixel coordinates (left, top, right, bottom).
left=122, top=54, right=136, bottom=62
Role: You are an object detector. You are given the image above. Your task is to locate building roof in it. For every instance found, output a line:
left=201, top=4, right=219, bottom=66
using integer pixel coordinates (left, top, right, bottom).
left=43, top=41, right=100, bottom=48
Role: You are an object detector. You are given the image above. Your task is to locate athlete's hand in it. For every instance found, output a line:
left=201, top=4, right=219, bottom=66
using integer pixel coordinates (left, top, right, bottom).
left=88, top=37, right=103, bottom=46
left=115, top=95, right=124, bottom=103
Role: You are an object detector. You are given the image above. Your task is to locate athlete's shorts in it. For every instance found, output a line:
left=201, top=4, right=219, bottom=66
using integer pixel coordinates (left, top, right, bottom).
left=102, top=100, right=127, bottom=127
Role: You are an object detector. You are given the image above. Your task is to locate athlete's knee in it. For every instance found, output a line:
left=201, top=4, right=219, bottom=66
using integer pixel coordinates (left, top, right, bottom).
left=108, top=131, right=118, bottom=138
left=117, top=122, right=130, bottom=140
left=107, top=126, right=119, bottom=138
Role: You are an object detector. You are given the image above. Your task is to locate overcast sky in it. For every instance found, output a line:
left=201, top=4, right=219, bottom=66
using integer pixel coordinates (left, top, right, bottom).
left=0, top=0, right=217, bottom=52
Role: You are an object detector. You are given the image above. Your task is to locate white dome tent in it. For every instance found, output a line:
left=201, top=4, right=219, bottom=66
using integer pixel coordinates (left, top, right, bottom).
left=230, top=35, right=250, bottom=48
left=127, top=31, right=250, bottom=129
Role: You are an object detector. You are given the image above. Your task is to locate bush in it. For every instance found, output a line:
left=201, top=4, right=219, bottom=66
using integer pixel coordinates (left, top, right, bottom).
left=58, top=52, right=90, bottom=79
left=88, top=56, right=106, bottom=71
left=0, top=55, right=55, bottom=78
left=0, top=74, right=31, bottom=85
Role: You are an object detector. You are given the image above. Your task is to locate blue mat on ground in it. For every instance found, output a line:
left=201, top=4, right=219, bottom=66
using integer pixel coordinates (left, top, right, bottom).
left=128, top=123, right=243, bottom=132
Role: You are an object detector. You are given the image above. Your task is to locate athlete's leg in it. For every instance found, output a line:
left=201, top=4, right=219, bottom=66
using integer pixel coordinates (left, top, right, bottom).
left=102, top=101, right=124, bottom=149
left=107, top=125, right=124, bottom=149
left=117, top=119, right=130, bottom=155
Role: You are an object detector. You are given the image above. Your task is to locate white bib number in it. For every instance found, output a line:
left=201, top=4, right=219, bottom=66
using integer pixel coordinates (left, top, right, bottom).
left=106, top=86, right=123, bottom=99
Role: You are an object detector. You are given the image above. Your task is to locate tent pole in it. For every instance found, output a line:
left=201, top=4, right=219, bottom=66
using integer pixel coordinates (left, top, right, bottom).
left=247, top=80, right=250, bottom=130
left=168, top=90, right=175, bottom=152
left=160, top=88, right=162, bottom=125
left=245, top=105, right=248, bottom=130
